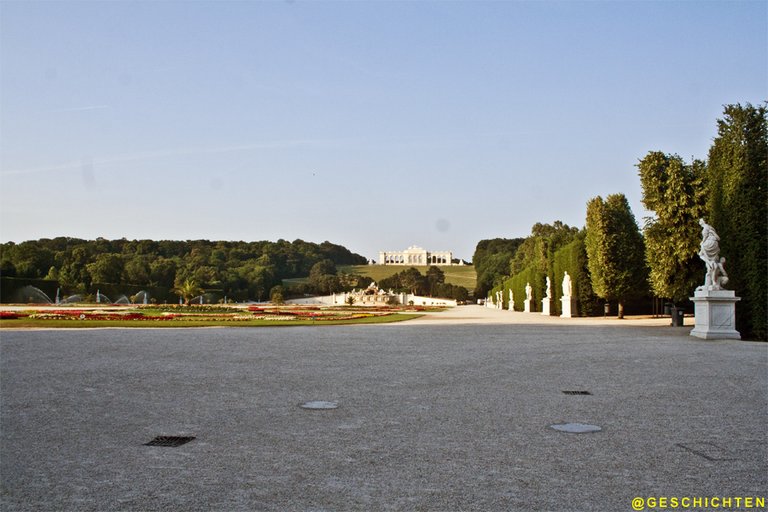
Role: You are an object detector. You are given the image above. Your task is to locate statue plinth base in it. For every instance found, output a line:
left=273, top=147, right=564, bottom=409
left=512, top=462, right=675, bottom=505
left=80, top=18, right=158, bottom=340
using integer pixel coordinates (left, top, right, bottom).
left=523, top=299, right=532, bottom=313
left=689, top=289, right=740, bottom=340
left=541, top=298, right=551, bottom=316
left=560, top=297, right=575, bottom=318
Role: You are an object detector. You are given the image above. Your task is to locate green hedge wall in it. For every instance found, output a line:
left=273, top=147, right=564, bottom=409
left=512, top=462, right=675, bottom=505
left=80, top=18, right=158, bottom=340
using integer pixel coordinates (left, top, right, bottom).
left=502, top=266, right=546, bottom=312
left=552, top=238, right=600, bottom=317
left=494, top=240, right=597, bottom=316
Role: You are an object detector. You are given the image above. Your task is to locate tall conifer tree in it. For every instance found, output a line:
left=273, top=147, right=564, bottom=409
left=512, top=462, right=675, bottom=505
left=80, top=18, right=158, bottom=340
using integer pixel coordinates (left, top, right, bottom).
left=585, top=194, right=647, bottom=318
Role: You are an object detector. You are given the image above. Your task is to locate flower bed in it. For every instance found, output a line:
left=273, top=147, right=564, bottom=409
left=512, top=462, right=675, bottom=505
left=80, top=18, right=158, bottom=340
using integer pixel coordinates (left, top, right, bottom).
left=1, top=305, right=410, bottom=326
left=27, top=310, right=175, bottom=321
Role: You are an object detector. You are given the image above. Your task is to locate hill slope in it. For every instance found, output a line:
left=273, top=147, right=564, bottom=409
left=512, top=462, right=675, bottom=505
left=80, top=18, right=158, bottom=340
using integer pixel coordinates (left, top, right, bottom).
left=339, top=265, right=477, bottom=291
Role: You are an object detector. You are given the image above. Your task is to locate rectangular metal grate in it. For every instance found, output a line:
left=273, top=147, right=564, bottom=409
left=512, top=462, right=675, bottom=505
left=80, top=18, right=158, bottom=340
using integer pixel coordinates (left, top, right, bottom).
left=562, top=390, right=592, bottom=395
left=144, top=436, right=196, bottom=447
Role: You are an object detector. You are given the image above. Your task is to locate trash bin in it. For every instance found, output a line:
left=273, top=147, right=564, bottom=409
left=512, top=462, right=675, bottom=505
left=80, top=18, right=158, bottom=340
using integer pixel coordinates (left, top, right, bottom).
left=603, top=303, right=610, bottom=317
left=671, top=307, right=685, bottom=326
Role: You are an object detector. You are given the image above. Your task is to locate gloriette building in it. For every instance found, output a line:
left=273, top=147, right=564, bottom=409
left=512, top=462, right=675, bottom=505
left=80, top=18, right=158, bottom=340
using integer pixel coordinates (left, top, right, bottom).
left=379, top=246, right=456, bottom=266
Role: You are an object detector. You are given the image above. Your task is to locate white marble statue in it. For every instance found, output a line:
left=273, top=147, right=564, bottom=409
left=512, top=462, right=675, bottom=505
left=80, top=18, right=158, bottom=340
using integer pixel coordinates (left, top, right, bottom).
left=697, top=219, right=727, bottom=290
left=544, top=276, right=551, bottom=299
left=562, top=271, right=572, bottom=298
left=509, top=289, right=514, bottom=306
left=525, top=282, right=532, bottom=301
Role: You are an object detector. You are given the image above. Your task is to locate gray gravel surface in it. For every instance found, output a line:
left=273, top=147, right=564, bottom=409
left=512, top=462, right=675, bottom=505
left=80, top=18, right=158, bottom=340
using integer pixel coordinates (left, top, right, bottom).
left=1, top=322, right=766, bottom=511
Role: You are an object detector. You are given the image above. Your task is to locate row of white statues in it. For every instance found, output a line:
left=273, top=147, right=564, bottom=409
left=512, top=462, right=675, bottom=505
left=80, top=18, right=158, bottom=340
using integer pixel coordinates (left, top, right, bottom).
left=487, top=271, right=574, bottom=317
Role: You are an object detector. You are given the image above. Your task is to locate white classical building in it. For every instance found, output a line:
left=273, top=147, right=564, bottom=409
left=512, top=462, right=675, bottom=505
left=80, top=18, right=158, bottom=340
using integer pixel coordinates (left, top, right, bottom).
left=379, top=246, right=455, bottom=266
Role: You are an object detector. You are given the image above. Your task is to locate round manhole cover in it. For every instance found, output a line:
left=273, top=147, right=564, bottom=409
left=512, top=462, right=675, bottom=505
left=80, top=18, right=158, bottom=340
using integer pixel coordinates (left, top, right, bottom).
left=550, top=422, right=602, bottom=433
left=300, top=400, right=339, bottom=410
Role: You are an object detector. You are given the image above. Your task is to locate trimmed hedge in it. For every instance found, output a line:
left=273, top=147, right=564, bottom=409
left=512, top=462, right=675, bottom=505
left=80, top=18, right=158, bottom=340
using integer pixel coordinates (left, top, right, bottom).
left=503, top=266, right=546, bottom=312
left=552, top=238, right=600, bottom=317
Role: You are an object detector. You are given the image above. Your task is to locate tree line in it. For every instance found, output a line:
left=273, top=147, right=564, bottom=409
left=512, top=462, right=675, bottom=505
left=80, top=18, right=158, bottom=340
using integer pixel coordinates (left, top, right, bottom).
left=293, top=262, right=470, bottom=302
left=476, top=103, right=766, bottom=340
left=377, top=266, right=470, bottom=301
left=0, top=237, right=367, bottom=303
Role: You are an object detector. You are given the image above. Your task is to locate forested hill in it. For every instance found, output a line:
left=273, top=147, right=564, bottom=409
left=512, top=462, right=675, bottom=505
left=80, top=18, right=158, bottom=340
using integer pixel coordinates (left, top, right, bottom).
left=0, top=237, right=367, bottom=301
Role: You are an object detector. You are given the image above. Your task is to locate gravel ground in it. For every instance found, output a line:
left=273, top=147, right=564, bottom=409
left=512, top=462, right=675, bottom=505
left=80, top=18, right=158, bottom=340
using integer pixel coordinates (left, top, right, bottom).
left=1, top=310, right=766, bottom=511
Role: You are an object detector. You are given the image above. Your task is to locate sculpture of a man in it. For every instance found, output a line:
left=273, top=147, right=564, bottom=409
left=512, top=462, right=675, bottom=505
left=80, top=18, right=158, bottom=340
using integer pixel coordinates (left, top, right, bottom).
left=525, top=282, right=532, bottom=301
left=562, top=271, right=572, bottom=298
left=697, top=219, right=726, bottom=290
left=544, top=276, right=551, bottom=299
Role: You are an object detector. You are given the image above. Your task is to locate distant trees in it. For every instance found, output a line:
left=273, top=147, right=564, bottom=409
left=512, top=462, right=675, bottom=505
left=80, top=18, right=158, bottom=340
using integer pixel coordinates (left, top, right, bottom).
left=585, top=194, right=647, bottom=319
left=86, top=253, right=124, bottom=285
left=0, top=237, right=368, bottom=302
left=308, top=259, right=339, bottom=294
left=472, top=238, right=524, bottom=297
left=638, top=152, right=707, bottom=303
left=379, top=266, right=469, bottom=301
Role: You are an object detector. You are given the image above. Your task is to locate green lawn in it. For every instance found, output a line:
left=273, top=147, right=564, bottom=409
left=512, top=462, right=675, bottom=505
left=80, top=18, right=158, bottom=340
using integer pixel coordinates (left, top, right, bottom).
left=338, top=264, right=477, bottom=290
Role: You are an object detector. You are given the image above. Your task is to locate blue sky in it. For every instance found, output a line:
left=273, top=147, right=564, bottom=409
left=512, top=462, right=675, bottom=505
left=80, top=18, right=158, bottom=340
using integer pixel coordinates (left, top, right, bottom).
left=1, top=0, right=765, bottom=261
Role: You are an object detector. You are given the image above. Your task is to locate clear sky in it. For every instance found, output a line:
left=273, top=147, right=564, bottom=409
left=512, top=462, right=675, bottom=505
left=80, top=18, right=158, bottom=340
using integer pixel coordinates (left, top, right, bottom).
left=1, top=0, right=765, bottom=261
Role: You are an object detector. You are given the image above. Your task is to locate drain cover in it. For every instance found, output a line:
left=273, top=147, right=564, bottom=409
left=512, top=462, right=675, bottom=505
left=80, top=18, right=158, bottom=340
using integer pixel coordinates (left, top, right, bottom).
left=562, top=390, right=592, bottom=395
left=300, top=400, right=339, bottom=410
left=550, top=423, right=602, bottom=433
left=144, top=436, right=196, bottom=447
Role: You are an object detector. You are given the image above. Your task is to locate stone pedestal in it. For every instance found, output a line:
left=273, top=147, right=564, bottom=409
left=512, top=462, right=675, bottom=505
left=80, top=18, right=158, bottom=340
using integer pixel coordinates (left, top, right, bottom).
left=560, top=297, right=575, bottom=318
left=523, top=299, right=532, bottom=313
left=690, top=289, right=740, bottom=340
left=541, top=298, right=551, bottom=316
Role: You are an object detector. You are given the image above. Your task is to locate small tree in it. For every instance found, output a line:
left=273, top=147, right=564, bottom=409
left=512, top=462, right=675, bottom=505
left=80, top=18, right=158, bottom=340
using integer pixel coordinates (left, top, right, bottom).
left=400, top=267, right=426, bottom=295
left=585, top=194, right=647, bottom=318
left=173, top=278, right=203, bottom=305
left=637, top=152, right=706, bottom=303
left=425, top=266, right=445, bottom=296
left=270, top=285, right=285, bottom=305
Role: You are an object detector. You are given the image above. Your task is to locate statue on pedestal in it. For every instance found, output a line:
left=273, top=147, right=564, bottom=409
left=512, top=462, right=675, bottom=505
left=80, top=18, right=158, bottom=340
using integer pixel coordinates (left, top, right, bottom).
left=525, top=282, right=532, bottom=301
left=544, top=277, right=551, bottom=299
left=697, top=219, right=729, bottom=291
left=690, top=218, right=740, bottom=339
left=562, top=271, right=572, bottom=298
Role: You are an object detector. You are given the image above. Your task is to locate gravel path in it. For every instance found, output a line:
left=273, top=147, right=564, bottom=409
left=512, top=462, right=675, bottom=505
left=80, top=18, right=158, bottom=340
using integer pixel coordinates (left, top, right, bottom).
left=1, top=316, right=765, bottom=511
